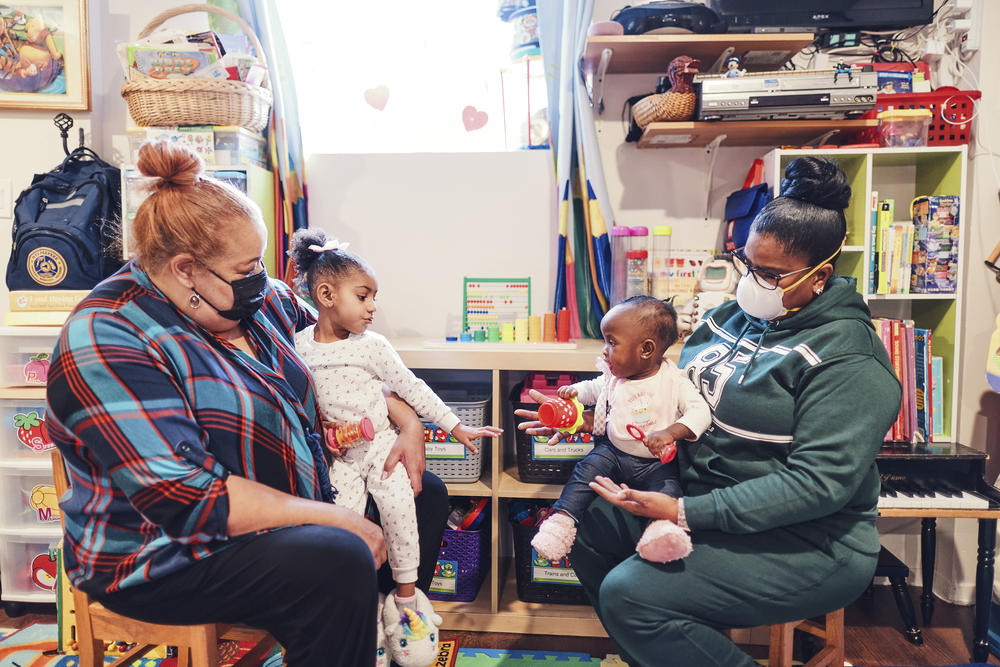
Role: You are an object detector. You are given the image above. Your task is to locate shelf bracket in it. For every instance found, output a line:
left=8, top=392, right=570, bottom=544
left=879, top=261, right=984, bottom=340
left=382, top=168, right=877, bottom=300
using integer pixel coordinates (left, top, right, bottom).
left=594, top=48, right=613, bottom=115
left=703, top=134, right=727, bottom=220
left=708, top=47, right=736, bottom=75
left=804, top=129, right=840, bottom=147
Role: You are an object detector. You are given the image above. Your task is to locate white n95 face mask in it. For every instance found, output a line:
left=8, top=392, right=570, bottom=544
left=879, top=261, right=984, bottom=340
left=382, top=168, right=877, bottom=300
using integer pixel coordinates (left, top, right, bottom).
left=735, top=240, right=845, bottom=321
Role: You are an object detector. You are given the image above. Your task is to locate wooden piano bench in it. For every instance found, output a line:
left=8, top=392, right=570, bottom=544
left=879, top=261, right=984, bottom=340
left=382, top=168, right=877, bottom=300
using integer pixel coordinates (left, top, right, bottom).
left=864, top=546, right=923, bottom=645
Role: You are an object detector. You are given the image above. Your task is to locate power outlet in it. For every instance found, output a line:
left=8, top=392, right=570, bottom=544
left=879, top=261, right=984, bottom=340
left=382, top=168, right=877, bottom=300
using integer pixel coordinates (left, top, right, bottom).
left=0, top=178, right=12, bottom=219
left=961, top=0, right=982, bottom=56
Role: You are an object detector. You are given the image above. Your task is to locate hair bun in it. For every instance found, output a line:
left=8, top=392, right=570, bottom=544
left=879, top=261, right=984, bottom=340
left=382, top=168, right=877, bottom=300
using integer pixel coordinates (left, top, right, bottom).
left=136, top=140, right=203, bottom=190
left=780, top=156, right=851, bottom=211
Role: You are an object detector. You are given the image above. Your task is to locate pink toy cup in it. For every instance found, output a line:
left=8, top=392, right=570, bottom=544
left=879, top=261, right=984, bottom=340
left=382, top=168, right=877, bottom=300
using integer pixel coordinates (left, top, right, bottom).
left=326, top=416, right=376, bottom=451
left=537, top=397, right=581, bottom=429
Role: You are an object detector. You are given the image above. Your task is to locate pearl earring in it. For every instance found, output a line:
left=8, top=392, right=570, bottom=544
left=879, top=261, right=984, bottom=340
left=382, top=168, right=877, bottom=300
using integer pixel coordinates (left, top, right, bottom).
left=815, top=287, right=824, bottom=295
left=188, top=293, right=201, bottom=309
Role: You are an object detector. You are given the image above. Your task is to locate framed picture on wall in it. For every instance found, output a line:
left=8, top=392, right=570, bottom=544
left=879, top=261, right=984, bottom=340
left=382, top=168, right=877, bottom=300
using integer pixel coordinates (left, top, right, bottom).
left=0, top=0, right=90, bottom=110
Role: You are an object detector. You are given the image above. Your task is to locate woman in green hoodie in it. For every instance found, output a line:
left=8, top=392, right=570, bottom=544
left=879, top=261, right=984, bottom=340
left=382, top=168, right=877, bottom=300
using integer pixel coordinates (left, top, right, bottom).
left=520, top=157, right=901, bottom=666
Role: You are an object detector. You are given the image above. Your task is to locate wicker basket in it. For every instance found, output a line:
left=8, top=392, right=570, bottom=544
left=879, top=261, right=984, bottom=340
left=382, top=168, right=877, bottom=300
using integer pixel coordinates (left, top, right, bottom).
left=632, top=91, right=697, bottom=127
left=121, top=4, right=273, bottom=131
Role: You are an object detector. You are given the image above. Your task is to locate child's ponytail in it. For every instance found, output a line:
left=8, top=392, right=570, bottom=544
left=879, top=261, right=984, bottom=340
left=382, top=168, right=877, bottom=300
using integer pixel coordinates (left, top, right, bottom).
left=288, top=228, right=370, bottom=297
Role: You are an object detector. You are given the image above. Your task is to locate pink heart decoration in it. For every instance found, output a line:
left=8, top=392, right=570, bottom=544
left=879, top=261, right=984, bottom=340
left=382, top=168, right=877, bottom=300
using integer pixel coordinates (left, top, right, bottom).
left=364, top=86, right=389, bottom=111
left=462, top=105, right=488, bottom=132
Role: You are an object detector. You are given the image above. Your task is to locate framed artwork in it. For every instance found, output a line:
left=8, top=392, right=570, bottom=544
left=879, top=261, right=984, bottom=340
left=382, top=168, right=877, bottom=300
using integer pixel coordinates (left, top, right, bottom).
left=0, top=0, right=89, bottom=110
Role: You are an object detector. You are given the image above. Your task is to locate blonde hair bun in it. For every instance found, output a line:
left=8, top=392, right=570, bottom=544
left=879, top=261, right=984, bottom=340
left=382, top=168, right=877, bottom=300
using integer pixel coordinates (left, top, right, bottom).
left=136, top=140, right=203, bottom=190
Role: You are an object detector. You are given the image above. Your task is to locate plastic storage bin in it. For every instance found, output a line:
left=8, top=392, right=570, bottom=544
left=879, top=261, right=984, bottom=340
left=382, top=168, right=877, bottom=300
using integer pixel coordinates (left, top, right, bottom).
left=423, top=385, right=490, bottom=483
left=0, top=469, right=61, bottom=528
left=877, top=109, right=932, bottom=147
left=0, top=402, right=53, bottom=461
left=0, top=327, right=56, bottom=387
left=510, top=520, right=589, bottom=605
left=0, top=533, right=61, bottom=599
left=860, top=87, right=981, bottom=146
left=511, top=373, right=594, bottom=484
left=428, top=527, right=489, bottom=602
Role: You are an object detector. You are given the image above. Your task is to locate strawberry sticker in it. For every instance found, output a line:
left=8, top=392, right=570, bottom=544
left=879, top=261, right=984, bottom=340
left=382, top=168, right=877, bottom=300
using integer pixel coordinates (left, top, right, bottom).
left=23, top=353, right=50, bottom=385
left=14, top=411, right=52, bottom=452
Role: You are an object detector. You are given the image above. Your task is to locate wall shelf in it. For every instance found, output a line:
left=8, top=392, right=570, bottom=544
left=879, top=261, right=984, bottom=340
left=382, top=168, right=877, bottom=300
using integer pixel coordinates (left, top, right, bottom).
left=583, top=33, right=815, bottom=74
left=637, top=120, right=879, bottom=148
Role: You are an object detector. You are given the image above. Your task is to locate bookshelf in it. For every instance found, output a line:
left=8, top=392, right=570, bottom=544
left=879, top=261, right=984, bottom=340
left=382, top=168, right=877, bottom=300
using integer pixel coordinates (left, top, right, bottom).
left=761, top=147, right=968, bottom=443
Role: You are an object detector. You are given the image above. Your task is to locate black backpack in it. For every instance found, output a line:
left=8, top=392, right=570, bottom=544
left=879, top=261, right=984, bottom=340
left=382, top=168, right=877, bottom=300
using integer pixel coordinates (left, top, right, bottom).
left=6, top=147, right=123, bottom=291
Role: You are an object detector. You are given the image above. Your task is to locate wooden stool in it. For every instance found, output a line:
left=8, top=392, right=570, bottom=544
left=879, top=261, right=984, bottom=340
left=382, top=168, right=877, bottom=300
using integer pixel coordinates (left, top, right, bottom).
left=769, top=608, right=845, bottom=667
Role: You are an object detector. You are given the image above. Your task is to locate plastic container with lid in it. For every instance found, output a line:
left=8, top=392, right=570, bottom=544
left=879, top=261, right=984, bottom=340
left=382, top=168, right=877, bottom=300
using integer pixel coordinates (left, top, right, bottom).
left=626, top=250, right=649, bottom=299
left=610, top=226, right=631, bottom=305
left=650, top=225, right=673, bottom=300
left=877, top=108, right=932, bottom=147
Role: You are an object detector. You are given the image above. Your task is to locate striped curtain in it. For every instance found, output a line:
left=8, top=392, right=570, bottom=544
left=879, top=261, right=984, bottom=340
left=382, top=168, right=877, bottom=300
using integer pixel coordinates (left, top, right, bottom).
left=209, top=0, right=308, bottom=284
left=539, top=0, right=613, bottom=339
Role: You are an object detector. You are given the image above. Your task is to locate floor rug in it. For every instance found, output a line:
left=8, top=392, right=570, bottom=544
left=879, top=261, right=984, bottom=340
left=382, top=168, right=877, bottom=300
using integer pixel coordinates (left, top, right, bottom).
left=0, top=623, right=282, bottom=667
left=455, top=649, right=600, bottom=665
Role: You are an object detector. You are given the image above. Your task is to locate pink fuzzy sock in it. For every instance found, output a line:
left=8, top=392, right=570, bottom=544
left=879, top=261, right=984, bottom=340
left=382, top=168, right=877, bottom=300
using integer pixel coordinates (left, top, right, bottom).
left=636, top=519, right=692, bottom=562
left=531, top=512, right=577, bottom=562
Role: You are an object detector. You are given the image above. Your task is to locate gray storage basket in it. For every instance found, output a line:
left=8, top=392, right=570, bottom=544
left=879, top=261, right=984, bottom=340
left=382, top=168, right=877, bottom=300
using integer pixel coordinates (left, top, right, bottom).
left=422, top=389, right=490, bottom=483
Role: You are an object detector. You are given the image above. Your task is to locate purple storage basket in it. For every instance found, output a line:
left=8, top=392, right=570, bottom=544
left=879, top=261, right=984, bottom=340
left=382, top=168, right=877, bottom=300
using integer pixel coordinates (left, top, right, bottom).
left=427, top=527, right=488, bottom=602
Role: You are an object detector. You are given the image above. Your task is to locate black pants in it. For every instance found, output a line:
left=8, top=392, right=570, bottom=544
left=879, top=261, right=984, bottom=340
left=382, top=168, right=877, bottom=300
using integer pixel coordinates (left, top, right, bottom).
left=95, top=471, right=449, bottom=667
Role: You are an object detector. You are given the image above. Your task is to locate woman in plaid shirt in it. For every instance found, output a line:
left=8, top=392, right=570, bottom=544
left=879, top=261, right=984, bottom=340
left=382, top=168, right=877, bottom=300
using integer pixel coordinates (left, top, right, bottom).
left=45, top=141, right=448, bottom=666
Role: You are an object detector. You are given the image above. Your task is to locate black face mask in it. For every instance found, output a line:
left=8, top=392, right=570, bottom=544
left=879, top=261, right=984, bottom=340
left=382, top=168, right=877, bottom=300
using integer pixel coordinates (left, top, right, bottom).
left=196, top=261, right=268, bottom=321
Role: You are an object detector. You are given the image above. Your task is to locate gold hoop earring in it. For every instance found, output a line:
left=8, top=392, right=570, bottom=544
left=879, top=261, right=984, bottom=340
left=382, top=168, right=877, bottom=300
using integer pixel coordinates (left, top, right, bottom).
left=189, top=293, right=201, bottom=309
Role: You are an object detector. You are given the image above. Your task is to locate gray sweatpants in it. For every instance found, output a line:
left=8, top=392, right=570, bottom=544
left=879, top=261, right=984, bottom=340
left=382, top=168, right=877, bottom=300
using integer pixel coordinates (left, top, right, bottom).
left=570, top=498, right=878, bottom=667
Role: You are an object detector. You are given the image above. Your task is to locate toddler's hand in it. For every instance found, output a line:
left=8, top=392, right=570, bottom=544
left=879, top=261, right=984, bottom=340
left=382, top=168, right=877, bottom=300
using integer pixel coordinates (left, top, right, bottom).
left=557, top=386, right=578, bottom=399
left=644, top=429, right=676, bottom=458
left=451, top=423, right=503, bottom=455
left=321, top=421, right=344, bottom=457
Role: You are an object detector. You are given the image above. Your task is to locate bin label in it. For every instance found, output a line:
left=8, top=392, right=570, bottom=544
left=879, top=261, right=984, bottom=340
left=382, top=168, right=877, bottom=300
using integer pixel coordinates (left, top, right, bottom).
left=424, top=424, right=469, bottom=460
left=531, top=434, right=593, bottom=461
left=529, top=548, right=582, bottom=586
left=430, top=559, right=459, bottom=594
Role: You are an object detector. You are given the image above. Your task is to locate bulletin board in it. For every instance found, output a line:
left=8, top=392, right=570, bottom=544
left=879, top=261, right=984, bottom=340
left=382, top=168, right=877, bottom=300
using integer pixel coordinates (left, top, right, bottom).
left=463, top=278, right=531, bottom=332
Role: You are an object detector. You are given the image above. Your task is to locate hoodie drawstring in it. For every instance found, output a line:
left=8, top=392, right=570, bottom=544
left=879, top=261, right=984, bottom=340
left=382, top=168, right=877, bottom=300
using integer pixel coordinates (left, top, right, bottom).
left=703, top=321, right=752, bottom=378
left=738, top=326, right=770, bottom=385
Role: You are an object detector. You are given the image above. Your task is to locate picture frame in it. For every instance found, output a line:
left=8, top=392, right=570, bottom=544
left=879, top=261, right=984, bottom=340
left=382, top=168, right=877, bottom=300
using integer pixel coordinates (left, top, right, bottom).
left=0, top=0, right=90, bottom=110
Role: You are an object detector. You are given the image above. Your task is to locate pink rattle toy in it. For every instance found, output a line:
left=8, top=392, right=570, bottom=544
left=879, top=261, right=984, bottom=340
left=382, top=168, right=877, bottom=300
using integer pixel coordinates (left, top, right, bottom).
left=537, top=396, right=586, bottom=435
left=625, top=424, right=676, bottom=463
left=326, top=417, right=375, bottom=452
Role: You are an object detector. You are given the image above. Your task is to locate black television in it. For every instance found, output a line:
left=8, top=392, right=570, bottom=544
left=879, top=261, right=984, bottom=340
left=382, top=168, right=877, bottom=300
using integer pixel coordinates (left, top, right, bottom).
left=708, top=0, right=935, bottom=32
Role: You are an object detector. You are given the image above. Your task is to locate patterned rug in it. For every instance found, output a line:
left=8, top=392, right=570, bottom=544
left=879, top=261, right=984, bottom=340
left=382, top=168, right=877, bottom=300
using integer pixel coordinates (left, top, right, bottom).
left=455, top=648, right=600, bottom=665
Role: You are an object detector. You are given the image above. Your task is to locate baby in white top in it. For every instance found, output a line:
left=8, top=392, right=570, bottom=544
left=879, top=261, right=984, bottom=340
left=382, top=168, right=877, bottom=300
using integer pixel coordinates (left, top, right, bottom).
left=289, top=229, right=501, bottom=667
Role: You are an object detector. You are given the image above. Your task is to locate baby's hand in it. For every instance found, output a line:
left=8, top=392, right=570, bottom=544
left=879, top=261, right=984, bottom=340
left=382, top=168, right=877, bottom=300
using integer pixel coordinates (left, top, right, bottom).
left=451, top=423, right=503, bottom=455
left=557, top=385, right=578, bottom=399
left=644, top=429, right=676, bottom=458
left=321, top=421, right=344, bottom=457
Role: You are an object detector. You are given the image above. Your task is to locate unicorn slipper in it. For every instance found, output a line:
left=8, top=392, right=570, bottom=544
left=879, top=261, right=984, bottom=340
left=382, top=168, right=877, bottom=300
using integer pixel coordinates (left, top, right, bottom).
left=383, top=589, right=442, bottom=667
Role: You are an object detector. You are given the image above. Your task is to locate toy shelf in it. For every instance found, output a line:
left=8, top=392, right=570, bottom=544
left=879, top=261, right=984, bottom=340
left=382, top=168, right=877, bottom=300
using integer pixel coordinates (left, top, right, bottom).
left=583, top=33, right=815, bottom=74
left=637, top=119, right=879, bottom=149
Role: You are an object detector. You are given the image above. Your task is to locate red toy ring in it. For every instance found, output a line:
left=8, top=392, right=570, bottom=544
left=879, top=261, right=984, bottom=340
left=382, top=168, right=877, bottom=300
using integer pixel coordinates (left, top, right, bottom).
left=626, top=423, right=676, bottom=463
left=625, top=423, right=645, bottom=440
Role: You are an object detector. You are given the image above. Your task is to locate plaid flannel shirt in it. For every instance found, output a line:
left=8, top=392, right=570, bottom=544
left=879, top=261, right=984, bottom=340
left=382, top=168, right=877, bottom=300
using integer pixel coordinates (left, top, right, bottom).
left=46, top=261, right=331, bottom=595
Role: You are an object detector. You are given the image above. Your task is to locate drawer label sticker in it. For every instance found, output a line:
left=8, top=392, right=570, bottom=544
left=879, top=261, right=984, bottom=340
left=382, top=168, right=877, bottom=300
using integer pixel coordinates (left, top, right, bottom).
left=14, top=411, right=54, bottom=452
left=29, top=484, right=61, bottom=522
left=430, top=559, right=459, bottom=594
left=424, top=424, right=468, bottom=460
left=22, top=353, right=50, bottom=385
left=530, top=549, right=582, bottom=586
left=32, top=551, right=58, bottom=591
left=531, top=434, right=593, bottom=461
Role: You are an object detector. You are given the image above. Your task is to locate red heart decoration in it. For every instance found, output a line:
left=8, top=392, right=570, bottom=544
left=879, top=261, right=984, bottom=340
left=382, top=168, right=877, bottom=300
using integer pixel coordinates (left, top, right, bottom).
left=364, top=85, right=389, bottom=111
left=462, top=105, right=488, bottom=131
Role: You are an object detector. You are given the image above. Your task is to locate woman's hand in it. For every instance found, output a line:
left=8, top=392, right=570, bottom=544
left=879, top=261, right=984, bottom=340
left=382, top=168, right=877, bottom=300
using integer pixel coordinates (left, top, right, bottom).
left=588, top=475, right=679, bottom=522
left=451, top=423, right=503, bottom=455
left=514, top=388, right=594, bottom=446
left=346, top=513, right=388, bottom=568
left=383, top=389, right=427, bottom=495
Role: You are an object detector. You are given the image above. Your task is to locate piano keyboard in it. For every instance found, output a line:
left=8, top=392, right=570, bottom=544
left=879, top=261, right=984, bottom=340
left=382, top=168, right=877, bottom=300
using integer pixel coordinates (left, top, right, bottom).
left=879, top=476, right=990, bottom=510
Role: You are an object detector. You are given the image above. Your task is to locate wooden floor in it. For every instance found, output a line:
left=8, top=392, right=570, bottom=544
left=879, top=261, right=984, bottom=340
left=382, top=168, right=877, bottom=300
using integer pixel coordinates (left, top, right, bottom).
left=2, top=586, right=999, bottom=666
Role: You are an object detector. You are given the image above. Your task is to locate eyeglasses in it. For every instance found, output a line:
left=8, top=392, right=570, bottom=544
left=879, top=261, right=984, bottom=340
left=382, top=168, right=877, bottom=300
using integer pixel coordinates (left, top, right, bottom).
left=729, top=248, right=813, bottom=291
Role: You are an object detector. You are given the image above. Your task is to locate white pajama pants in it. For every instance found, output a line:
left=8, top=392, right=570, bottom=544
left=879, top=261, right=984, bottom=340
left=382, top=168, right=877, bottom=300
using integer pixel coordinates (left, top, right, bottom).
left=329, top=429, right=420, bottom=585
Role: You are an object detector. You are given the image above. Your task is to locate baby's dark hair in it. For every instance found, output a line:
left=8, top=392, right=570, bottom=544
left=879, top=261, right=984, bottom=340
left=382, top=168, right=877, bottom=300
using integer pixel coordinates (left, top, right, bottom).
left=288, top=228, right=370, bottom=298
left=619, top=295, right=679, bottom=352
left=751, top=156, right=850, bottom=267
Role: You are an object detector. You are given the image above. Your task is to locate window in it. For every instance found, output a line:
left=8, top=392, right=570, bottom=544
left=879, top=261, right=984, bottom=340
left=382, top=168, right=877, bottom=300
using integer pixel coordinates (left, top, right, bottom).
left=278, top=1, right=524, bottom=155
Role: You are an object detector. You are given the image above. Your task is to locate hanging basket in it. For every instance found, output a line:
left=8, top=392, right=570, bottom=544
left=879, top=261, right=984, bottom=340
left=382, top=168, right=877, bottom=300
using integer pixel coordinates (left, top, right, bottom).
left=120, top=4, right=273, bottom=132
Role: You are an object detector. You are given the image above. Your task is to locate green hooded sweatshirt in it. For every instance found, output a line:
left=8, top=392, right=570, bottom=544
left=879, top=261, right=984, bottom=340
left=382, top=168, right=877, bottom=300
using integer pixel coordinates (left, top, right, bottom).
left=678, top=275, right=902, bottom=557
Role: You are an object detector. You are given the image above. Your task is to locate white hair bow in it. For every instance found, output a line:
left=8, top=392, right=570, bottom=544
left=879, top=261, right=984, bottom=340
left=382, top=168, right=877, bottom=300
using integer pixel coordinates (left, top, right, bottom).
left=308, top=239, right=349, bottom=254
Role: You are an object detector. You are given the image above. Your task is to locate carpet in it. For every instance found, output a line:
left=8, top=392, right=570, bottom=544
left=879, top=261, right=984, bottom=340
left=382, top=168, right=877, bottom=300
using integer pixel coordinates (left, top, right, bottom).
left=0, top=623, right=282, bottom=667
left=455, top=649, right=600, bottom=665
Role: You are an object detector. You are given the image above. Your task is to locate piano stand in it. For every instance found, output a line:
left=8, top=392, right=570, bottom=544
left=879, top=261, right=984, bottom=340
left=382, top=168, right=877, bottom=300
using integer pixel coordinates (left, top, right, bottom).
left=876, top=546, right=923, bottom=646
left=921, top=517, right=936, bottom=626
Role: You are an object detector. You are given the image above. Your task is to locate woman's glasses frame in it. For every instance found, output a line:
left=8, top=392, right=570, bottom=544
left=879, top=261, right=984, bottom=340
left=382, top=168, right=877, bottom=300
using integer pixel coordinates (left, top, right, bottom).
left=729, top=248, right=813, bottom=291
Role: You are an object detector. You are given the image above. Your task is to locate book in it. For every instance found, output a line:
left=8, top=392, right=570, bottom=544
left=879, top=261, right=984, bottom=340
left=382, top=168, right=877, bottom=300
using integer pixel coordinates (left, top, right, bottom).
left=913, top=328, right=930, bottom=440
left=931, top=355, right=944, bottom=438
left=873, top=318, right=894, bottom=441
left=868, top=190, right=879, bottom=295
left=876, top=200, right=894, bottom=294
left=904, top=319, right=917, bottom=439
left=9, top=290, right=89, bottom=311
left=890, top=319, right=904, bottom=441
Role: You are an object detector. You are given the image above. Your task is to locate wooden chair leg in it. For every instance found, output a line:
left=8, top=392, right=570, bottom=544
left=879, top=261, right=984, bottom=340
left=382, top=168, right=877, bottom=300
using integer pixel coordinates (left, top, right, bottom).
left=179, top=647, right=191, bottom=667
left=826, top=608, right=845, bottom=667
left=769, top=621, right=796, bottom=667
left=188, top=624, right=219, bottom=667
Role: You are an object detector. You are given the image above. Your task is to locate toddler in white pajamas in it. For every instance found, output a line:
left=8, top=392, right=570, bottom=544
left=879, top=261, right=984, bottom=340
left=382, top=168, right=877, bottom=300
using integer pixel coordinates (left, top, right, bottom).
left=290, top=229, right=501, bottom=667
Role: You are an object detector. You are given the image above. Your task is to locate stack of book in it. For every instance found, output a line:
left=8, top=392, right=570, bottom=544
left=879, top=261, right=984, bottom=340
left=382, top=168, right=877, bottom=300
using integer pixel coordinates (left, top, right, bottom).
left=6, top=291, right=88, bottom=326
left=868, top=196, right=915, bottom=295
left=872, top=317, right=943, bottom=443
